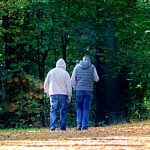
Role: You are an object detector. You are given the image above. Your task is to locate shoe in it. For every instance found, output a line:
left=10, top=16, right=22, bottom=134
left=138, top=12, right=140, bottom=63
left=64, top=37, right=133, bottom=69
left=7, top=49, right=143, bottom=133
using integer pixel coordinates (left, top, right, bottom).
left=51, top=128, right=55, bottom=131
left=77, top=126, right=81, bottom=131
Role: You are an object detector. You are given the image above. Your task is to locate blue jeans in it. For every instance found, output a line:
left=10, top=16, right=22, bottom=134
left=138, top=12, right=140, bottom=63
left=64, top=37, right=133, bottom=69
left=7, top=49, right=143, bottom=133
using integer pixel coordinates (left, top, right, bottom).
left=76, top=91, right=93, bottom=130
left=50, top=95, right=67, bottom=130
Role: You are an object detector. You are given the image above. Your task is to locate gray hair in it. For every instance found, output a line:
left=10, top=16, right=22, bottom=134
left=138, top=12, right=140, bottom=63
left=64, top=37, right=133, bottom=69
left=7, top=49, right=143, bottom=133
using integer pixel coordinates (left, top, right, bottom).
left=83, top=55, right=91, bottom=62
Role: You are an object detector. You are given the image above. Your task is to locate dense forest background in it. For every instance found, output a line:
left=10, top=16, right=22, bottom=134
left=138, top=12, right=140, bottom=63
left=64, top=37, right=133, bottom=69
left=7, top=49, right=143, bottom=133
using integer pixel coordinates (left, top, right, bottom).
left=0, top=0, right=150, bottom=129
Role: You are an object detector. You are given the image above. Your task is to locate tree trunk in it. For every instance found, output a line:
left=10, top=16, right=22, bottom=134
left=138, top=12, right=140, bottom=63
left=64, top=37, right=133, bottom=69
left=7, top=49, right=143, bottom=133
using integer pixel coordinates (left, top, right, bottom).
left=95, top=6, right=125, bottom=125
left=95, top=47, right=106, bottom=124
left=37, top=8, right=45, bottom=127
left=61, top=35, right=67, bottom=62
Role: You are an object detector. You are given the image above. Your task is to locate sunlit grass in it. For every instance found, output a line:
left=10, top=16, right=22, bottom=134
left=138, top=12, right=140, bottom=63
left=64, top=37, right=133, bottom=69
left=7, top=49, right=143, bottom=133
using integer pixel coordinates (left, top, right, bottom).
left=0, top=127, right=50, bottom=133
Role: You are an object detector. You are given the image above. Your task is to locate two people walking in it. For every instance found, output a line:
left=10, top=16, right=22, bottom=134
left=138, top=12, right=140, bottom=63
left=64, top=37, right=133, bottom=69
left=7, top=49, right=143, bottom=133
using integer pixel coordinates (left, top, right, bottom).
left=44, top=55, right=99, bottom=131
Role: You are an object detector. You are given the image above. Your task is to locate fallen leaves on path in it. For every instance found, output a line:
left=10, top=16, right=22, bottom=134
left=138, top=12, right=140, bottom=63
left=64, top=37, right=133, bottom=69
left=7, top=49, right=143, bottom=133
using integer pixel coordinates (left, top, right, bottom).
left=0, top=122, right=150, bottom=150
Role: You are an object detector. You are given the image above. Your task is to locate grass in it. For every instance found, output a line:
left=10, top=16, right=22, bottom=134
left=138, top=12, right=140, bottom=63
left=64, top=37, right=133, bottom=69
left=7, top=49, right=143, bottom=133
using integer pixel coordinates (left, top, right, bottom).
left=0, top=127, right=49, bottom=133
left=0, top=120, right=149, bottom=133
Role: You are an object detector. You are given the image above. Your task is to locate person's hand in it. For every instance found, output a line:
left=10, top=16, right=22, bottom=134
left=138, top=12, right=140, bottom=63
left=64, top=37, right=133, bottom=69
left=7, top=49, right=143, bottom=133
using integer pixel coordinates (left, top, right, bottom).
left=67, top=98, right=71, bottom=103
left=47, top=94, right=49, bottom=97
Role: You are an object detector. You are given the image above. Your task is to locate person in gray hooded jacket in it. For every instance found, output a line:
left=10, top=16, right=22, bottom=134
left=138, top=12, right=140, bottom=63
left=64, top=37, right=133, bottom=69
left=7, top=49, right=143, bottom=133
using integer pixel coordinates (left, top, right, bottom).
left=71, top=55, right=99, bottom=130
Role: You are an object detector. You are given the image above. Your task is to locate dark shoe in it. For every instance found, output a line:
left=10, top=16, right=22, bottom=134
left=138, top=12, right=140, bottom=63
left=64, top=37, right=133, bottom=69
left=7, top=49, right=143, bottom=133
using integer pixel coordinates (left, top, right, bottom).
left=51, top=128, right=55, bottom=131
left=77, top=126, right=81, bottom=131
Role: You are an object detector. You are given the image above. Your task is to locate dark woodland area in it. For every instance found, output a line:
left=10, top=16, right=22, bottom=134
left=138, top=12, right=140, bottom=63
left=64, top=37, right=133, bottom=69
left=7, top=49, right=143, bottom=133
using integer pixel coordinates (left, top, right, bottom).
left=0, top=0, right=150, bottom=129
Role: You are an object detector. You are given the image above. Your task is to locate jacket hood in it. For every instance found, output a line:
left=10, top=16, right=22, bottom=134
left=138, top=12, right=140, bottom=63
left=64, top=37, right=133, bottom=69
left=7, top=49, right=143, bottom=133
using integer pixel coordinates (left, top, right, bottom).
left=56, top=58, right=66, bottom=70
left=79, top=60, right=92, bottom=69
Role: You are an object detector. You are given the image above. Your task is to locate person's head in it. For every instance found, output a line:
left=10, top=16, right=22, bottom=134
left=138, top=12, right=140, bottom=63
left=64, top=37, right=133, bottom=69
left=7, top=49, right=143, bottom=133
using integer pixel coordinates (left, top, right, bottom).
left=83, top=55, right=91, bottom=62
left=56, top=58, right=66, bottom=70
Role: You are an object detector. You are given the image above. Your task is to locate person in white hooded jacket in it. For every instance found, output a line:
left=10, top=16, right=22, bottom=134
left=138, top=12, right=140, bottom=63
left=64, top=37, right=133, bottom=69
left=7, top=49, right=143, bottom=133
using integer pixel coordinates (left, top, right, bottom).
left=44, top=58, right=72, bottom=131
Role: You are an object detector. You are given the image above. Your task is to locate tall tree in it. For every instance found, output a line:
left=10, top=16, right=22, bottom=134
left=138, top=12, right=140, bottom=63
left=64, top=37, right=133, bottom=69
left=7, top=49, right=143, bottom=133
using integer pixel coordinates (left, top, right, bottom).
left=95, top=1, right=123, bottom=125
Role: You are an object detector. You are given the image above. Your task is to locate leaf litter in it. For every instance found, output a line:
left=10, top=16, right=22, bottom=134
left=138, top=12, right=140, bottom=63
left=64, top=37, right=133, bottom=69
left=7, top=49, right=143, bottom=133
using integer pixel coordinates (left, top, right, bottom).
left=0, top=122, right=149, bottom=150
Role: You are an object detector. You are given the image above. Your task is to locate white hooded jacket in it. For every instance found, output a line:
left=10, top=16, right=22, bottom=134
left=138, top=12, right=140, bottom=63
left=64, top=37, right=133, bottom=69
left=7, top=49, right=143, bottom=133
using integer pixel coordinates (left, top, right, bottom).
left=44, top=59, right=72, bottom=98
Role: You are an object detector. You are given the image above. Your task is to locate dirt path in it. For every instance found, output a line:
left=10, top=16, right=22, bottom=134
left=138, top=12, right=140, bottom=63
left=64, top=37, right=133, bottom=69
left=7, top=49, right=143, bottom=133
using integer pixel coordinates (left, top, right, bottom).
left=0, top=122, right=150, bottom=150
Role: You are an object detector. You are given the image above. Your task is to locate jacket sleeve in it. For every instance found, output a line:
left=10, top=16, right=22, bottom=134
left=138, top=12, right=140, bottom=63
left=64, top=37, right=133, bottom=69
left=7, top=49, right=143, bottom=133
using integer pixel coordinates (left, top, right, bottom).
left=70, top=66, right=77, bottom=89
left=65, top=72, right=72, bottom=99
left=44, top=72, right=50, bottom=95
left=94, top=67, right=99, bottom=82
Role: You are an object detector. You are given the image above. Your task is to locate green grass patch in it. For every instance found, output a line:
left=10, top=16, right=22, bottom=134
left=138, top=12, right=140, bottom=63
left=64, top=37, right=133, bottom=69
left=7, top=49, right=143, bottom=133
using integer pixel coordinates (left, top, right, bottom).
left=0, top=127, right=50, bottom=133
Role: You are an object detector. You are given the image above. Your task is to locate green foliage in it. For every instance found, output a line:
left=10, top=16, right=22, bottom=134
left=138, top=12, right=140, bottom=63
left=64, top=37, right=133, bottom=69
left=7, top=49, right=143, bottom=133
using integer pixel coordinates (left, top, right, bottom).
left=97, top=121, right=106, bottom=127
left=0, top=0, right=150, bottom=128
left=66, top=90, right=77, bottom=128
left=94, top=0, right=150, bottom=121
left=88, top=121, right=95, bottom=127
